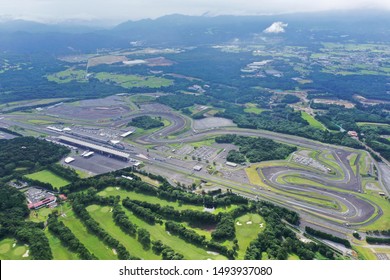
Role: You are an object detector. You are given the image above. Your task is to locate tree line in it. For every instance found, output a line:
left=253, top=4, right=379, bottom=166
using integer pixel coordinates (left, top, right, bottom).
left=47, top=214, right=97, bottom=259
left=244, top=202, right=335, bottom=260
left=124, top=199, right=218, bottom=225
left=71, top=191, right=138, bottom=260
left=305, top=226, right=351, bottom=248
left=366, top=236, right=390, bottom=245
left=62, top=169, right=248, bottom=209
left=165, top=221, right=235, bottom=259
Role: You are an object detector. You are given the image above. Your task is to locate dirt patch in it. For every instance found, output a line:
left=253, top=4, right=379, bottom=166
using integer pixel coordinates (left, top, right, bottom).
left=313, top=98, right=355, bottom=108
left=365, top=183, right=381, bottom=191
left=88, top=55, right=128, bottom=67
left=145, top=57, right=174, bottom=67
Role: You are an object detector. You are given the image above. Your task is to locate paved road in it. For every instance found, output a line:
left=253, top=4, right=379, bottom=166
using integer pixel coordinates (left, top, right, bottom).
left=2, top=105, right=386, bottom=242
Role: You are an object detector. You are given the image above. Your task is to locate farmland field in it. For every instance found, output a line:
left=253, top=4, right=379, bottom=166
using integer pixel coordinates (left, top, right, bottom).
left=95, top=72, right=173, bottom=89
left=47, top=69, right=87, bottom=84
left=244, top=103, right=265, bottom=115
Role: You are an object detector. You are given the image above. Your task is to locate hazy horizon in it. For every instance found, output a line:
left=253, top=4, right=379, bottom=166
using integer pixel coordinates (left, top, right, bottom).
left=1, top=0, right=390, bottom=26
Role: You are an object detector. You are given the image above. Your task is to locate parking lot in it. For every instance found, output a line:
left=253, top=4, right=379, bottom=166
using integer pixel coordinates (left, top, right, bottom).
left=63, top=150, right=132, bottom=175
left=191, top=146, right=219, bottom=160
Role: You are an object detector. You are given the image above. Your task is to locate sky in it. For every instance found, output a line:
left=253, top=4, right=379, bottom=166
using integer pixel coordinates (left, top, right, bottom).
left=0, top=0, right=389, bottom=25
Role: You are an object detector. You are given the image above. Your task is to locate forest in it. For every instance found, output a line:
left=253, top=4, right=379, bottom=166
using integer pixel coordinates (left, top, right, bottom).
left=128, top=116, right=164, bottom=130
left=215, top=134, right=296, bottom=163
left=216, top=105, right=362, bottom=149
left=0, top=137, right=69, bottom=181
left=0, top=184, right=52, bottom=259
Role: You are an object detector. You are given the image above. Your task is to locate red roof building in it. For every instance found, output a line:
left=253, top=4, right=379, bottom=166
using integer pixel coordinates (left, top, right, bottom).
left=28, top=196, right=56, bottom=209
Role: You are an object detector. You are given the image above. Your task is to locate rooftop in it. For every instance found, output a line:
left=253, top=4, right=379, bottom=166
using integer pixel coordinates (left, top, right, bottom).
left=58, top=135, right=130, bottom=159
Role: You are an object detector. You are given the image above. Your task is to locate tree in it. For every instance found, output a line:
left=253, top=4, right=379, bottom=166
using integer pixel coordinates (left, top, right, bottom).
left=138, top=228, right=151, bottom=250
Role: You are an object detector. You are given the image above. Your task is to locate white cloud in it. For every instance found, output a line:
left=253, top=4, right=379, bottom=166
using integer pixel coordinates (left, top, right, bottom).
left=264, top=21, right=288, bottom=33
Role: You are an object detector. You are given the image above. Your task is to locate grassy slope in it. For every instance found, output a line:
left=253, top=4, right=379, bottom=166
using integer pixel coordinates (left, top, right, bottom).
left=26, top=170, right=70, bottom=189
left=301, top=112, right=326, bottom=130
left=235, top=213, right=266, bottom=259
left=45, top=230, right=79, bottom=260
left=0, top=238, right=30, bottom=260
left=87, top=204, right=227, bottom=260
left=61, top=209, right=116, bottom=260
left=87, top=205, right=160, bottom=260
left=98, top=187, right=204, bottom=211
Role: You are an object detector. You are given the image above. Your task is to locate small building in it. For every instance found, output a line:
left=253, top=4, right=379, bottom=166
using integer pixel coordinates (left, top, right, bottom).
left=347, top=131, right=358, bottom=137
left=226, top=161, right=238, bottom=167
left=8, top=180, right=28, bottom=189
left=121, top=131, right=135, bottom=138
left=47, top=126, right=63, bottom=133
left=133, top=161, right=142, bottom=168
left=121, top=175, right=134, bottom=181
left=83, top=151, right=94, bottom=158
left=59, top=194, right=68, bottom=201
left=28, top=195, right=57, bottom=210
left=64, top=157, right=75, bottom=164
left=193, top=165, right=203, bottom=171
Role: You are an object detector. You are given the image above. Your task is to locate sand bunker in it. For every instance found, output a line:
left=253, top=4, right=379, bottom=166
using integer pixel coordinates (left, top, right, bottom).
left=22, top=250, right=29, bottom=258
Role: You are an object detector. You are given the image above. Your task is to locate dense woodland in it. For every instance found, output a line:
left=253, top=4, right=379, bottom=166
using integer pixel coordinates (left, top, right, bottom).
left=216, top=105, right=362, bottom=149
left=128, top=116, right=164, bottom=130
left=245, top=203, right=336, bottom=260
left=0, top=184, right=52, bottom=259
left=0, top=137, right=69, bottom=181
left=314, top=104, right=390, bottom=161
left=215, top=134, right=296, bottom=163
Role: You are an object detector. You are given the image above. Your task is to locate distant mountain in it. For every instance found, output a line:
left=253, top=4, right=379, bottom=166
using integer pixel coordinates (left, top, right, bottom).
left=112, top=11, right=390, bottom=45
left=0, top=10, right=389, bottom=54
left=0, top=19, right=102, bottom=34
